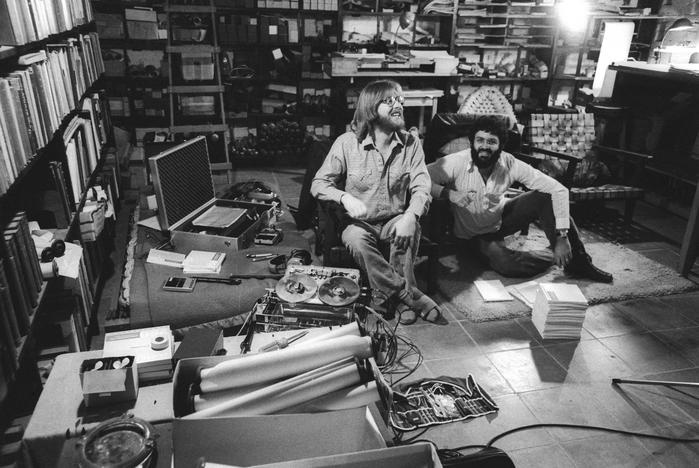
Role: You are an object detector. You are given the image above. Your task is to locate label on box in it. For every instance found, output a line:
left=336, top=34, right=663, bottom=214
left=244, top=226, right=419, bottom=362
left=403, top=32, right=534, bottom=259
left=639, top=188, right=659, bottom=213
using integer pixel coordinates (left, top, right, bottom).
left=269, top=25, right=278, bottom=35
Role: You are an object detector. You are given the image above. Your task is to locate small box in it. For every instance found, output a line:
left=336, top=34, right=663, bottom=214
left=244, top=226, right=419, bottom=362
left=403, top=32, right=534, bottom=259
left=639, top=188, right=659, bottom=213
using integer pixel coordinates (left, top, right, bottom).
left=149, top=136, right=274, bottom=252
left=80, top=356, right=139, bottom=408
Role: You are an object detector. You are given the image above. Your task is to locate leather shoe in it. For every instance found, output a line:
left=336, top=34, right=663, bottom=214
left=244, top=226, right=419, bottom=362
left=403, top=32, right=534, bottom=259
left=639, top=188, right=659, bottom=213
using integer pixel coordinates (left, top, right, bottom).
left=565, top=253, right=613, bottom=283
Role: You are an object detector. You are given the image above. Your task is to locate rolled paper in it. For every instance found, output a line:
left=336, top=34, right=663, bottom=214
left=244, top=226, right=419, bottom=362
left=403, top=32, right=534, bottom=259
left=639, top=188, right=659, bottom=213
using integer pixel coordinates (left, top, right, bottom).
left=193, top=382, right=270, bottom=413
left=191, top=359, right=353, bottom=418
left=40, top=260, right=59, bottom=279
left=286, top=381, right=381, bottom=413
left=292, top=321, right=361, bottom=347
left=191, top=361, right=362, bottom=418
left=199, top=335, right=373, bottom=393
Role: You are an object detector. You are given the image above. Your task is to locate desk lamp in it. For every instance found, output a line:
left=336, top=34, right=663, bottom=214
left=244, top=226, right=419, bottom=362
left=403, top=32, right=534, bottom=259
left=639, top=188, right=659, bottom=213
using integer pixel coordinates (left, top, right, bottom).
left=392, top=11, right=415, bottom=56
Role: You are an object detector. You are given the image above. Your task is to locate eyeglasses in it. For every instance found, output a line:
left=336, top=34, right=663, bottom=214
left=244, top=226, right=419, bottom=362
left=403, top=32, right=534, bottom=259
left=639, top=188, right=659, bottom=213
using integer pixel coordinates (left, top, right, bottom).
left=379, top=95, right=405, bottom=107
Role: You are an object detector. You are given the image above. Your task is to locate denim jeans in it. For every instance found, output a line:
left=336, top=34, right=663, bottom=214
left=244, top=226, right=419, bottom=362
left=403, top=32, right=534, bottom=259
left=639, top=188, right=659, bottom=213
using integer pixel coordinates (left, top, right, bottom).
left=341, top=215, right=420, bottom=304
left=460, top=191, right=584, bottom=277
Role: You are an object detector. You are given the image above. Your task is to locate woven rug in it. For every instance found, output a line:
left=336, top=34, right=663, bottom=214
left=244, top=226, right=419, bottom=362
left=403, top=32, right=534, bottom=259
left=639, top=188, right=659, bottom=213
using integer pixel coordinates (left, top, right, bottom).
left=435, top=228, right=699, bottom=322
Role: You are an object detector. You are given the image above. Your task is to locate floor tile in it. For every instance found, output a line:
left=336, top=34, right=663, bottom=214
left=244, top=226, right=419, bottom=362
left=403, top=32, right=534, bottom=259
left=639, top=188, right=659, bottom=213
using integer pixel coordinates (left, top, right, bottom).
left=635, top=368, right=699, bottom=421
left=582, top=302, right=648, bottom=338
left=560, top=433, right=657, bottom=468
left=655, top=292, right=699, bottom=323
left=486, top=347, right=568, bottom=393
left=518, top=385, right=626, bottom=442
left=507, top=444, right=577, bottom=468
left=588, top=382, right=694, bottom=432
left=424, top=355, right=514, bottom=397
left=611, top=297, right=699, bottom=331
left=599, top=332, right=696, bottom=375
left=543, top=339, right=636, bottom=383
left=423, top=393, right=556, bottom=453
left=651, top=327, right=699, bottom=366
left=460, top=320, right=540, bottom=354
left=397, top=322, right=479, bottom=360
left=636, top=422, right=699, bottom=468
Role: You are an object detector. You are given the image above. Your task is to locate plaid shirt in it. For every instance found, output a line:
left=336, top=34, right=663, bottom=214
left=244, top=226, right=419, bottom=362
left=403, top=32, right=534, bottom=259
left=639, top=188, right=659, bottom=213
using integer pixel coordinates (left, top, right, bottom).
left=427, top=149, right=570, bottom=239
left=311, top=131, right=431, bottom=223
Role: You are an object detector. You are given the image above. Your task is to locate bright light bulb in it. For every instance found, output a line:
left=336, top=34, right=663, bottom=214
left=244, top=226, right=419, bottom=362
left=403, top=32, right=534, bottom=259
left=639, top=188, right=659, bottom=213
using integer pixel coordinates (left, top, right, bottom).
left=557, top=0, right=590, bottom=33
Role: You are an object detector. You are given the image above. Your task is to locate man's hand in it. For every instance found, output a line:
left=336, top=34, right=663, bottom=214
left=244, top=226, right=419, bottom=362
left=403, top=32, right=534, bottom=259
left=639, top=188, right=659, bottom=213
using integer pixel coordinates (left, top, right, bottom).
left=341, top=193, right=368, bottom=219
left=447, top=189, right=475, bottom=208
left=390, top=213, right=417, bottom=251
left=553, top=237, right=572, bottom=268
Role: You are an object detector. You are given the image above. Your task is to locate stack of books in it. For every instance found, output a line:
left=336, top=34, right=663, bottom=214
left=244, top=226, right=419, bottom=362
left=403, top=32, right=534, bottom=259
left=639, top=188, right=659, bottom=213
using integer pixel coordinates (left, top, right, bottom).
left=531, top=283, right=588, bottom=340
left=102, top=325, right=174, bottom=383
left=182, top=250, right=226, bottom=274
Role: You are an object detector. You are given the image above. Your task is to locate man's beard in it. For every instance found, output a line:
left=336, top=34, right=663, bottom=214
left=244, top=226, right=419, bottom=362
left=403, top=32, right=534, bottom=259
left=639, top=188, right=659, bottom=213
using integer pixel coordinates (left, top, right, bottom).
left=375, top=113, right=405, bottom=133
left=472, top=147, right=501, bottom=169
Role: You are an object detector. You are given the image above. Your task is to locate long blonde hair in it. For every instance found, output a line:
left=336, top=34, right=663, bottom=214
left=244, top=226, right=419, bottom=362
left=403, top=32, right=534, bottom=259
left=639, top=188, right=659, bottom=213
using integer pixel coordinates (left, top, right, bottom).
left=351, top=80, right=402, bottom=141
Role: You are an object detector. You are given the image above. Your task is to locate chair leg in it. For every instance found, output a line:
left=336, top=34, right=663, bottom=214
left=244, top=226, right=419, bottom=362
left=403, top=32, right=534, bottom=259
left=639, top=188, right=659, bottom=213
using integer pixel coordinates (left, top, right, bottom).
left=624, top=199, right=636, bottom=223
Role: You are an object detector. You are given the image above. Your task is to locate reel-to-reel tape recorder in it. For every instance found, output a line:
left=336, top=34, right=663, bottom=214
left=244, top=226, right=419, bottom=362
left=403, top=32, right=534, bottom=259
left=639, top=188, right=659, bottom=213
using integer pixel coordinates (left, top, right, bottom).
left=253, top=265, right=368, bottom=332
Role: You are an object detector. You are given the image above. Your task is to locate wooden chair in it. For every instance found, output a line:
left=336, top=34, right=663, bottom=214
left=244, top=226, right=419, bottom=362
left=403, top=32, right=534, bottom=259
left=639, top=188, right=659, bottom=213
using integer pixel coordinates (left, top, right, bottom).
left=515, top=113, right=653, bottom=222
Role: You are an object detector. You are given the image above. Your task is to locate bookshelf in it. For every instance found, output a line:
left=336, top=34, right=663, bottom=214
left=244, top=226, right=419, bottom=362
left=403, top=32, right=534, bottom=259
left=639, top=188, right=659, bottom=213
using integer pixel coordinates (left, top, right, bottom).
left=0, top=0, right=117, bottom=422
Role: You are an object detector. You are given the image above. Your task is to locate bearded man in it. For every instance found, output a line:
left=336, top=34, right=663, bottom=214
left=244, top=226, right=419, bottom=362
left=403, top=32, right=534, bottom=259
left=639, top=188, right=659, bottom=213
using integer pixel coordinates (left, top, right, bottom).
left=311, top=80, right=443, bottom=324
left=427, top=115, right=612, bottom=283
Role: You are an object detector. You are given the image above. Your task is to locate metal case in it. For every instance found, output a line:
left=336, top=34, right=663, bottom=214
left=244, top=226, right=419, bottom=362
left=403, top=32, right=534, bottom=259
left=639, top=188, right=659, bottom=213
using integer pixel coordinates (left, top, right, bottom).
left=149, top=136, right=272, bottom=252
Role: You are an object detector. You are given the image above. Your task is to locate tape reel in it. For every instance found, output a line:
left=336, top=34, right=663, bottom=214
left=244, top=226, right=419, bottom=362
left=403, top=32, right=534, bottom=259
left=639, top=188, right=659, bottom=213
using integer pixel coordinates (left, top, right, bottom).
left=318, top=276, right=361, bottom=307
left=275, top=273, right=318, bottom=303
left=151, top=335, right=170, bottom=351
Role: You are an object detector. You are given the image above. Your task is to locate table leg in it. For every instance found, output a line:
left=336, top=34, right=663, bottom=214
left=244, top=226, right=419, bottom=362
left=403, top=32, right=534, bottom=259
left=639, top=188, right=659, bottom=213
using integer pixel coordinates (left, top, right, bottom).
left=679, top=183, right=699, bottom=276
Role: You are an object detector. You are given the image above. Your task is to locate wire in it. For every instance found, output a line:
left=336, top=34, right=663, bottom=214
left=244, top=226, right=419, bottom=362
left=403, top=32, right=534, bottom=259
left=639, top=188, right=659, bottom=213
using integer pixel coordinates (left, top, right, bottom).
left=446, top=423, right=699, bottom=453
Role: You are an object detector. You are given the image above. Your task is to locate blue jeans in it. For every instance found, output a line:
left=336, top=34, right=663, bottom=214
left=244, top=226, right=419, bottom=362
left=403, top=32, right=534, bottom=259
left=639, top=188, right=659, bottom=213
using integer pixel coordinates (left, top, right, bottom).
left=460, top=191, right=583, bottom=277
left=341, top=215, right=420, bottom=304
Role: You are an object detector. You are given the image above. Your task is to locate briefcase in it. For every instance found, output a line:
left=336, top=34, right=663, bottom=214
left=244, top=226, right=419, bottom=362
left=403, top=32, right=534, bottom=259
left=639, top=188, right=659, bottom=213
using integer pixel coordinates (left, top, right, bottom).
left=149, top=136, right=274, bottom=252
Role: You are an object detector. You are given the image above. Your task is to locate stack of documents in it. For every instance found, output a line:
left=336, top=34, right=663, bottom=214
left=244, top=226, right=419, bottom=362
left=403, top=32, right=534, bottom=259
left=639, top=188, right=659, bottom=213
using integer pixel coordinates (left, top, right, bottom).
left=531, top=283, right=588, bottom=340
left=182, top=250, right=226, bottom=274
left=146, top=249, right=185, bottom=268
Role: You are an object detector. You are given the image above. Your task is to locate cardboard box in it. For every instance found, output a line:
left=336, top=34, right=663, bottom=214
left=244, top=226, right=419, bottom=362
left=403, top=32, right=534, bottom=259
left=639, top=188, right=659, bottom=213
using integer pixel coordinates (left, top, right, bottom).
left=148, top=136, right=274, bottom=252
left=172, top=407, right=387, bottom=468
left=79, top=356, right=138, bottom=407
left=255, top=443, right=443, bottom=468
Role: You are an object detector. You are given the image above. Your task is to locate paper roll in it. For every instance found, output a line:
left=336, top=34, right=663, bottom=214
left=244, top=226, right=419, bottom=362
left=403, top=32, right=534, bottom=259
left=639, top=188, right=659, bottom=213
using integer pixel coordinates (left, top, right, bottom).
left=40, top=260, right=58, bottom=279
left=292, top=321, right=361, bottom=347
left=199, top=335, right=373, bottom=393
left=192, top=361, right=362, bottom=418
left=288, top=381, right=381, bottom=413
left=193, top=383, right=269, bottom=413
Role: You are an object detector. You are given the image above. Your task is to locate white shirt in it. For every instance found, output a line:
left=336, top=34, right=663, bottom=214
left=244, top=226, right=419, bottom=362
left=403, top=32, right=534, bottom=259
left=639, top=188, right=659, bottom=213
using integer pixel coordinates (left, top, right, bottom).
left=427, top=149, right=570, bottom=239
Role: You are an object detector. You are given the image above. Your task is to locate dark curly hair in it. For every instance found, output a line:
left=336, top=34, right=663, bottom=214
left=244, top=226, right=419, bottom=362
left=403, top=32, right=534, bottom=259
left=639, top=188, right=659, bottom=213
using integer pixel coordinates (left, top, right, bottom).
left=469, top=115, right=509, bottom=149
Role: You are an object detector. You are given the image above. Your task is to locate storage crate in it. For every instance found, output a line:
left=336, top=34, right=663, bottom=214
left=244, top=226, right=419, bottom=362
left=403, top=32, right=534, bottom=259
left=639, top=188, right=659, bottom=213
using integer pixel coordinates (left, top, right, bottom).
left=181, top=53, right=215, bottom=81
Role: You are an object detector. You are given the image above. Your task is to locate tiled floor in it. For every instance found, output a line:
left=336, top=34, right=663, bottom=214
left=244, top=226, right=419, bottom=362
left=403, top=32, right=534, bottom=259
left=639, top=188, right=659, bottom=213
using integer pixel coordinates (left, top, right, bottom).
left=93, top=166, right=699, bottom=467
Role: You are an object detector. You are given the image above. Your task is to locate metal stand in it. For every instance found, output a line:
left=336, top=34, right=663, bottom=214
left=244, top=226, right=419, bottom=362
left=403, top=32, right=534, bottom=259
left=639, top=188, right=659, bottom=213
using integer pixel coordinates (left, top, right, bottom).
left=612, top=378, right=699, bottom=389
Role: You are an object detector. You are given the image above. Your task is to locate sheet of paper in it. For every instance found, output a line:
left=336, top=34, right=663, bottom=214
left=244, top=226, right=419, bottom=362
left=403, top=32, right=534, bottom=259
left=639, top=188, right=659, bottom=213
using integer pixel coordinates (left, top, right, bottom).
left=137, top=215, right=163, bottom=231
left=474, top=280, right=513, bottom=302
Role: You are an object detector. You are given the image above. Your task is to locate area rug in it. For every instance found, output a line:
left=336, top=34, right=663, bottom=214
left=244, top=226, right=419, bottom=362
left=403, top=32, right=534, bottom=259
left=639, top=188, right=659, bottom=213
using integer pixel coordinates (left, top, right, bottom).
left=435, top=228, right=699, bottom=322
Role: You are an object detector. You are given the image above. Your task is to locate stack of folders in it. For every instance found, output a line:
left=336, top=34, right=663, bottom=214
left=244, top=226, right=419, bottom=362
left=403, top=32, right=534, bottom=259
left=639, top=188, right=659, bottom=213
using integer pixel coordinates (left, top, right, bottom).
left=531, top=283, right=588, bottom=340
left=182, top=250, right=226, bottom=274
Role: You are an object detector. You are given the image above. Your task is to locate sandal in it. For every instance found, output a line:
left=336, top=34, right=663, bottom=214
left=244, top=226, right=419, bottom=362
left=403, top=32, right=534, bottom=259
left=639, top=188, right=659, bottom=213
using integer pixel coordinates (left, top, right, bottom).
left=398, top=288, right=447, bottom=325
left=396, top=303, right=418, bottom=325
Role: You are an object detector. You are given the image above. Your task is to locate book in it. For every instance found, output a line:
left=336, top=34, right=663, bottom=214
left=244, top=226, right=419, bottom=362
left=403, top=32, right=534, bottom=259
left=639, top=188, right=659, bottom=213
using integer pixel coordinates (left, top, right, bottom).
left=147, top=249, right=186, bottom=268
left=0, top=259, right=21, bottom=344
left=0, top=240, right=30, bottom=335
left=182, top=250, right=226, bottom=274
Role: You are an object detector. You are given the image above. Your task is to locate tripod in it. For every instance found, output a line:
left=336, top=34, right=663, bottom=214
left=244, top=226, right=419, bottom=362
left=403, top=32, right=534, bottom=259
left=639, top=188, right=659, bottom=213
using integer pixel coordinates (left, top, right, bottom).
left=612, top=378, right=699, bottom=389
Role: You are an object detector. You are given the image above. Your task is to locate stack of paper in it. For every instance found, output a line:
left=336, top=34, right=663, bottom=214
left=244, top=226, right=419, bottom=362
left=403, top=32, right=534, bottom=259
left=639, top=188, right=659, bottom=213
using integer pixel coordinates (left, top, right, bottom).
left=102, top=325, right=174, bottom=383
left=182, top=250, right=226, bottom=274
left=531, top=283, right=588, bottom=340
left=146, top=249, right=185, bottom=268
left=474, top=280, right=513, bottom=302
